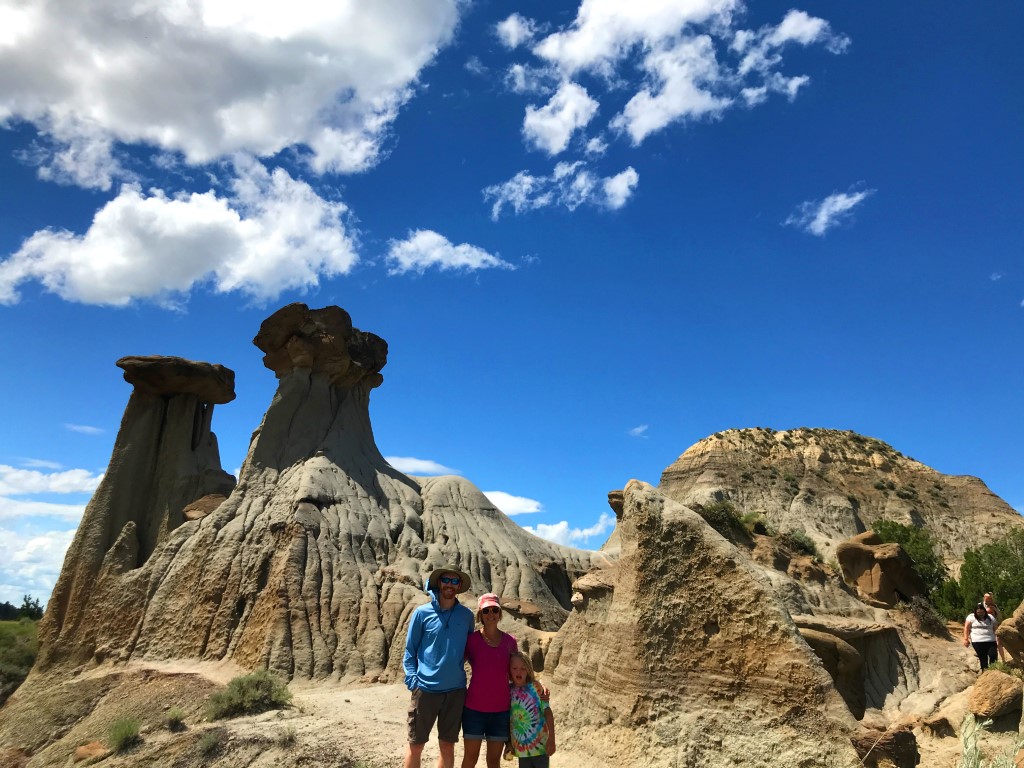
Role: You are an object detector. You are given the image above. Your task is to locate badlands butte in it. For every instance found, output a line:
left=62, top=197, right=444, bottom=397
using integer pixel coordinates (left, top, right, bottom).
left=2, top=302, right=1024, bottom=768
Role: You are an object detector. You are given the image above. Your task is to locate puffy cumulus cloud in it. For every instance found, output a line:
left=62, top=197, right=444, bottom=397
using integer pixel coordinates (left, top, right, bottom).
left=505, top=2, right=847, bottom=155
left=628, top=424, right=649, bottom=437
left=611, top=35, right=731, bottom=144
left=533, top=0, right=741, bottom=76
left=523, top=82, right=600, bottom=155
left=0, top=0, right=461, bottom=184
left=0, top=159, right=358, bottom=306
left=496, top=13, right=540, bottom=49
left=484, top=162, right=638, bottom=219
left=386, top=230, right=514, bottom=276
left=505, top=64, right=557, bottom=96
left=524, top=512, right=615, bottom=549
left=734, top=9, right=850, bottom=77
left=385, top=456, right=461, bottom=476
left=784, top=186, right=875, bottom=236
left=482, top=491, right=543, bottom=516
left=0, top=527, right=77, bottom=605
left=0, top=465, right=103, bottom=497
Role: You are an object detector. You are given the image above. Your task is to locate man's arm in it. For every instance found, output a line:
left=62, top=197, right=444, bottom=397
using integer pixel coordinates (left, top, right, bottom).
left=403, top=611, right=422, bottom=690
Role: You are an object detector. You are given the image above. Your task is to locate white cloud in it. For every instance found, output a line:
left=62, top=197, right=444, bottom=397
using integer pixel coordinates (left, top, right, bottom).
left=524, top=512, right=615, bottom=548
left=496, top=13, right=539, bottom=49
left=465, top=56, right=488, bottom=77
left=482, top=491, right=543, bottom=516
left=19, top=458, right=64, bottom=470
left=0, top=158, right=358, bottom=306
left=990, top=272, right=1004, bottom=281
left=0, top=527, right=77, bottom=605
left=0, top=497, right=87, bottom=523
left=505, top=64, right=555, bottom=96
left=602, top=168, right=640, bottom=209
left=585, top=136, right=608, bottom=156
left=385, top=456, right=460, bottom=476
left=533, top=0, right=739, bottom=76
left=0, top=0, right=461, bottom=184
left=523, top=82, right=600, bottom=155
left=386, top=230, right=514, bottom=276
left=484, top=162, right=638, bottom=219
left=784, top=186, right=876, bottom=236
left=611, top=35, right=732, bottom=144
left=64, top=424, right=104, bottom=435
left=506, top=3, right=848, bottom=152
left=628, top=424, right=649, bottom=437
left=0, top=465, right=103, bottom=496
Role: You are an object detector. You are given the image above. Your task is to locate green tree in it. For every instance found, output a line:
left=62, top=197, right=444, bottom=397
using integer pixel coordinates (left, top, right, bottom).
left=18, top=595, right=42, bottom=621
left=958, top=529, right=1024, bottom=618
left=871, top=520, right=949, bottom=597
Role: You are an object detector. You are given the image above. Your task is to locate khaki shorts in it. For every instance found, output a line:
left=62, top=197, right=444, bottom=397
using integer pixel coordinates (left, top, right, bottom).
left=407, top=688, right=466, bottom=744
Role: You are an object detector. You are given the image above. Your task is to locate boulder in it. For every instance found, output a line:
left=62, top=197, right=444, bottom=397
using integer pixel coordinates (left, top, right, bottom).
left=968, top=669, right=1023, bottom=718
left=997, top=599, right=1024, bottom=663
left=545, top=479, right=861, bottom=768
left=850, top=725, right=920, bottom=768
left=835, top=531, right=926, bottom=607
left=73, top=741, right=110, bottom=762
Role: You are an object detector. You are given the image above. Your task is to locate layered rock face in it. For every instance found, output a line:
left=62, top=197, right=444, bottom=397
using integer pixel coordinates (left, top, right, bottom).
left=660, top=427, right=1024, bottom=565
left=37, top=304, right=601, bottom=680
left=546, top=480, right=862, bottom=768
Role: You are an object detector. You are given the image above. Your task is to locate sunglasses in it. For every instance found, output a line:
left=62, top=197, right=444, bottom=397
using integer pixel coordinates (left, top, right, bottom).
left=480, top=606, right=500, bottom=615
left=439, top=576, right=461, bottom=585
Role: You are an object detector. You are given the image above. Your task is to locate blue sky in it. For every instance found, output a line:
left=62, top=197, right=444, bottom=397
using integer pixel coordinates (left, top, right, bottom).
left=0, top=0, right=1021, bottom=606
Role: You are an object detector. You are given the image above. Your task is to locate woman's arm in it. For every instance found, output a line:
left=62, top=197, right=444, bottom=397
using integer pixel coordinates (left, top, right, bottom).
left=963, top=618, right=971, bottom=647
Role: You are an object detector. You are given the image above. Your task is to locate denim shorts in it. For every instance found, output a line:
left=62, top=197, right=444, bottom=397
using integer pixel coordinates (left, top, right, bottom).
left=462, top=707, right=510, bottom=741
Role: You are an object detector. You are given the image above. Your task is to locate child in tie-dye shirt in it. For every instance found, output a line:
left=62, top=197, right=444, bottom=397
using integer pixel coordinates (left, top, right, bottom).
left=507, top=652, right=556, bottom=767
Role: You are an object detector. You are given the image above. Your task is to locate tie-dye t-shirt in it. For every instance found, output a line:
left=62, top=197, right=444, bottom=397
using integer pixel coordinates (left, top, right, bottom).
left=509, top=682, right=549, bottom=757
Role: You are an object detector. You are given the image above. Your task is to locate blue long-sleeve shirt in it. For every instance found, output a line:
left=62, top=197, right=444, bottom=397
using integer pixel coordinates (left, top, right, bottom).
left=403, top=586, right=474, bottom=692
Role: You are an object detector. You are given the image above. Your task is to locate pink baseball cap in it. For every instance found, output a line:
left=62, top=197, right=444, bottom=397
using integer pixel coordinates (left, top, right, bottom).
left=478, top=593, right=501, bottom=611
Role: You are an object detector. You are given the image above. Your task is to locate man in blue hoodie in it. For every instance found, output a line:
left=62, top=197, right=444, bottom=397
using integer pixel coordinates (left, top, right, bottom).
left=403, top=564, right=475, bottom=768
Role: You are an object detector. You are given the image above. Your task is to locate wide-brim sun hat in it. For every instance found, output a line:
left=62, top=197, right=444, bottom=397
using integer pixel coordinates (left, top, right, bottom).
left=428, top=564, right=471, bottom=594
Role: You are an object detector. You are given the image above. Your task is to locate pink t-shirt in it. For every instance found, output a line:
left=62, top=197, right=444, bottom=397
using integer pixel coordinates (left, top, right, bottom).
left=465, top=631, right=518, bottom=712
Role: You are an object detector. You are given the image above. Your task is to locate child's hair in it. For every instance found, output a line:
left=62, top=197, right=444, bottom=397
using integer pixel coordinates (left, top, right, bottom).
left=508, top=651, right=537, bottom=684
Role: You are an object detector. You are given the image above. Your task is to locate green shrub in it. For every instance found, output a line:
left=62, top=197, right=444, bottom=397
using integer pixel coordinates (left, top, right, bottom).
left=108, top=718, right=141, bottom=752
left=958, top=714, right=1024, bottom=768
left=987, top=661, right=1022, bottom=679
left=198, top=728, right=225, bottom=758
left=692, top=501, right=748, bottom=543
left=895, top=595, right=948, bottom=637
left=778, top=530, right=818, bottom=558
left=166, top=707, right=186, bottom=731
left=0, top=619, right=38, bottom=706
left=276, top=725, right=297, bottom=748
left=205, top=670, right=292, bottom=720
left=740, top=511, right=768, bottom=535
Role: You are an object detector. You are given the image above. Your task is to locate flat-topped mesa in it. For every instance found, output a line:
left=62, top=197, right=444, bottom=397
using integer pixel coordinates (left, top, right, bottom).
left=254, top=303, right=387, bottom=389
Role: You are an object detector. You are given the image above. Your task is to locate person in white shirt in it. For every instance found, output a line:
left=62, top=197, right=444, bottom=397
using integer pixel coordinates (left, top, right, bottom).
left=963, top=602, right=999, bottom=671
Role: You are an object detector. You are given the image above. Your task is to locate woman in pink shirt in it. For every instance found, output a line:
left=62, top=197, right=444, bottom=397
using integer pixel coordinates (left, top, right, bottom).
left=461, top=593, right=518, bottom=768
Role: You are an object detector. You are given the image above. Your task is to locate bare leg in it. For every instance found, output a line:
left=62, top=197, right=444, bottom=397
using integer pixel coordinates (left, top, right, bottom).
left=462, top=739, right=482, bottom=768
left=438, top=739, right=456, bottom=768
left=485, top=740, right=504, bottom=768
left=405, top=742, right=425, bottom=768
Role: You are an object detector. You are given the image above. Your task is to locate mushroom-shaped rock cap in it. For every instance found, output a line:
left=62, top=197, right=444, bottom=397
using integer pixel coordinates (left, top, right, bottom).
left=116, top=355, right=235, bottom=403
left=254, top=303, right=388, bottom=389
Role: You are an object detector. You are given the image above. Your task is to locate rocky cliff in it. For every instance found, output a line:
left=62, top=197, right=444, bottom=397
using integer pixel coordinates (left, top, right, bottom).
left=660, top=427, right=1023, bottom=565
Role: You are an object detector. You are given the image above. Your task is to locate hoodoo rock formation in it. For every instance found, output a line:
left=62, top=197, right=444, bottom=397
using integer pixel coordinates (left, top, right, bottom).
left=35, top=304, right=601, bottom=682
left=4, top=306, right=1023, bottom=767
